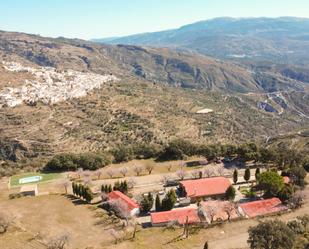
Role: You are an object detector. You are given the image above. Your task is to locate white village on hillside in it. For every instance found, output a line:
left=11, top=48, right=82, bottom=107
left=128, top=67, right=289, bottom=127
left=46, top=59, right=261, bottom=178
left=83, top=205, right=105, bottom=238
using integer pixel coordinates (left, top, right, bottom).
left=0, top=61, right=119, bottom=108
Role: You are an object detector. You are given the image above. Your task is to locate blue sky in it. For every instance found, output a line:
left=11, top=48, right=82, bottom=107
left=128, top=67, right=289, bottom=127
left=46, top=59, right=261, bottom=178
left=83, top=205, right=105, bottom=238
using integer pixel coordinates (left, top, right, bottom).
left=0, top=0, right=308, bottom=39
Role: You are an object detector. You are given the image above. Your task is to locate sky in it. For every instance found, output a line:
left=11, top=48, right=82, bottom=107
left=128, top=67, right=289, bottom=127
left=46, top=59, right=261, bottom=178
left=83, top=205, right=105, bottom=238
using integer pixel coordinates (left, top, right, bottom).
left=0, top=0, right=309, bottom=39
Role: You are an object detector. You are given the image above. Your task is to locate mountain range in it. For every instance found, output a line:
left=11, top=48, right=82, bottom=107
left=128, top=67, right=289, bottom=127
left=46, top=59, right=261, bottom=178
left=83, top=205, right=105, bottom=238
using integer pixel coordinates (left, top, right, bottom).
left=94, top=17, right=309, bottom=65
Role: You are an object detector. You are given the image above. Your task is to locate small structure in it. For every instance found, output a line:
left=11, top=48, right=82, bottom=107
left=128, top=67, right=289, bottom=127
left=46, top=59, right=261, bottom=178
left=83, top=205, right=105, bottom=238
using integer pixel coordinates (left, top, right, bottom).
left=151, top=208, right=199, bottom=227
left=108, top=191, right=140, bottom=216
left=20, top=184, right=38, bottom=196
left=238, top=198, right=287, bottom=218
left=179, top=177, right=231, bottom=202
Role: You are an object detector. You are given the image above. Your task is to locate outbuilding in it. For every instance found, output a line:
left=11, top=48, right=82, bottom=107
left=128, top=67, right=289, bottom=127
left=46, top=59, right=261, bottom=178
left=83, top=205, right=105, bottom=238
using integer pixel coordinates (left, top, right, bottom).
left=20, top=184, right=38, bottom=196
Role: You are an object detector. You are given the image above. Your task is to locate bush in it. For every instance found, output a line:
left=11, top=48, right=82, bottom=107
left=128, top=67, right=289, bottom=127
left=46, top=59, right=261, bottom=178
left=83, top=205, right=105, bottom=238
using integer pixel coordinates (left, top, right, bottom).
left=157, top=139, right=197, bottom=161
left=45, top=152, right=111, bottom=172
left=161, top=189, right=177, bottom=211
left=248, top=220, right=295, bottom=249
left=111, top=146, right=134, bottom=163
left=256, top=171, right=284, bottom=198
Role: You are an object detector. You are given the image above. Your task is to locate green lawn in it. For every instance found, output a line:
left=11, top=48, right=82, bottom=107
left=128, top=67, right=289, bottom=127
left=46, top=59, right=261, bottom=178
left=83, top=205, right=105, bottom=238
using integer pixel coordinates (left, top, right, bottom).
left=10, top=172, right=63, bottom=187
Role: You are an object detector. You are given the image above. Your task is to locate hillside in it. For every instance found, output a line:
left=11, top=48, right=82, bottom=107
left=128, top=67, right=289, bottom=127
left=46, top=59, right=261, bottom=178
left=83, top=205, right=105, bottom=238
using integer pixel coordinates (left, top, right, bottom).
left=0, top=30, right=308, bottom=168
left=95, top=17, right=309, bottom=65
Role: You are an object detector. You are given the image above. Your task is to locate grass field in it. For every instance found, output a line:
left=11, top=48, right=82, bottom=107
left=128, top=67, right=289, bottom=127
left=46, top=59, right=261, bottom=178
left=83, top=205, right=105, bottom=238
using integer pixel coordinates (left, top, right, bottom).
left=10, top=172, right=63, bottom=187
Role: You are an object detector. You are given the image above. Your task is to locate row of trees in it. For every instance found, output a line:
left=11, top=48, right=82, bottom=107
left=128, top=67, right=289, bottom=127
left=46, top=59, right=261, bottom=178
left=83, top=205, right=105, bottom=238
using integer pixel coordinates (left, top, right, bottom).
left=101, top=180, right=129, bottom=194
left=44, top=139, right=309, bottom=175
left=72, top=182, right=93, bottom=203
left=248, top=215, right=309, bottom=249
left=233, top=168, right=255, bottom=184
left=139, top=190, right=178, bottom=213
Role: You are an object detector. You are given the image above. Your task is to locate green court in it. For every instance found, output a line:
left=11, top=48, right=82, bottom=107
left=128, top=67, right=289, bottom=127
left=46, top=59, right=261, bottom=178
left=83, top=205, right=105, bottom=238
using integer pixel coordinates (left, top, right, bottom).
left=10, top=172, right=63, bottom=187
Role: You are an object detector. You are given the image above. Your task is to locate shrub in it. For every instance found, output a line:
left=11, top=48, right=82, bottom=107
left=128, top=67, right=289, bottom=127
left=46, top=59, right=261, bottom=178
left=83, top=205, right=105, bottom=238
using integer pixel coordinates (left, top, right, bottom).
left=225, top=185, right=236, bottom=200
left=256, top=171, right=284, bottom=198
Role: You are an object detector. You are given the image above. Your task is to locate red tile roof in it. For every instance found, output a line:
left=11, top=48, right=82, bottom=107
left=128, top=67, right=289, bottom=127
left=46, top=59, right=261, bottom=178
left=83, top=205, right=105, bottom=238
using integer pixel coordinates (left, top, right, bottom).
left=239, top=198, right=287, bottom=218
left=151, top=208, right=200, bottom=225
left=108, top=191, right=139, bottom=211
left=180, top=177, right=231, bottom=198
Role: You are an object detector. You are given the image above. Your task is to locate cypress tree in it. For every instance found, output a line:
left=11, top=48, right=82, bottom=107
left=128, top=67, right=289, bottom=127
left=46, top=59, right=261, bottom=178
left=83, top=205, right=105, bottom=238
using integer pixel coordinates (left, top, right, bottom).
left=255, top=167, right=261, bottom=180
left=244, top=168, right=251, bottom=182
left=81, top=185, right=86, bottom=199
left=72, top=182, right=76, bottom=195
left=108, top=184, right=112, bottom=193
left=233, top=169, right=238, bottom=184
left=155, top=194, right=161, bottom=212
left=123, top=180, right=128, bottom=193
left=85, top=187, right=93, bottom=203
left=76, top=184, right=81, bottom=197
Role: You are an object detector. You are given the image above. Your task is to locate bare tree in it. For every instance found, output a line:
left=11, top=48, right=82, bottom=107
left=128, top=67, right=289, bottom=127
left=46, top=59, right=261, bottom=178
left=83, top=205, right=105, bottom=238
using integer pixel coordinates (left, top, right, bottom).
left=191, top=170, right=200, bottom=179
left=0, top=212, right=11, bottom=234
left=82, top=171, right=91, bottom=180
left=109, top=229, right=122, bottom=244
left=94, top=170, right=102, bottom=180
left=109, top=199, right=131, bottom=220
left=223, top=201, right=235, bottom=221
left=127, top=216, right=138, bottom=239
left=204, top=203, right=217, bottom=223
left=127, top=177, right=136, bottom=189
left=179, top=161, right=187, bottom=168
left=101, top=192, right=109, bottom=202
left=145, top=163, right=154, bottom=175
left=46, top=234, right=70, bottom=249
left=217, top=166, right=226, bottom=176
left=167, top=164, right=173, bottom=172
left=61, top=180, right=70, bottom=194
left=176, top=169, right=187, bottom=180
left=204, top=167, right=214, bottom=178
left=133, top=165, right=143, bottom=176
left=106, top=169, right=116, bottom=179
left=289, top=191, right=306, bottom=209
left=77, top=168, right=83, bottom=178
left=83, top=177, right=92, bottom=187
left=161, top=175, right=169, bottom=186
left=119, top=167, right=128, bottom=177
left=197, top=205, right=207, bottom=224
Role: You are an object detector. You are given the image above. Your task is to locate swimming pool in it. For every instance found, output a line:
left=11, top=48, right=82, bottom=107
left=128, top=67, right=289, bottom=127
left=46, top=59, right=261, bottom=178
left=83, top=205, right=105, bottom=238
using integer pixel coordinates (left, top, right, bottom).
left=19, top=175, right=42, bottom=184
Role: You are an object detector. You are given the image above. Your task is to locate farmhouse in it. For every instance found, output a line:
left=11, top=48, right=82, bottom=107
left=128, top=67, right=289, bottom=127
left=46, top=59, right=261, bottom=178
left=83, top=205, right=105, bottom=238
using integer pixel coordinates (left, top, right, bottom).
left=20, top=184, right=38, bottom=196
left=179, top=177, right=231, bottom=202
left=238, top=197, right=287, bottom=218
left=151, top=208, right=200, bottom=227
left=108, top=191, right=140, bottom=216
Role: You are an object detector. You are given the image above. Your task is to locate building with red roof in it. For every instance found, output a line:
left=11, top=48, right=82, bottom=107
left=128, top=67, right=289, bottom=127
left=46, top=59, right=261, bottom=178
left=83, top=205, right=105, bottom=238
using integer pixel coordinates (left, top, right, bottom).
left=179, top=177, right=231, bottom=202
left=108, top=191, right=140, bottom=216
left=151, top=208, right=200, bottom=226
left=238, top=198, right=287, bottom=218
